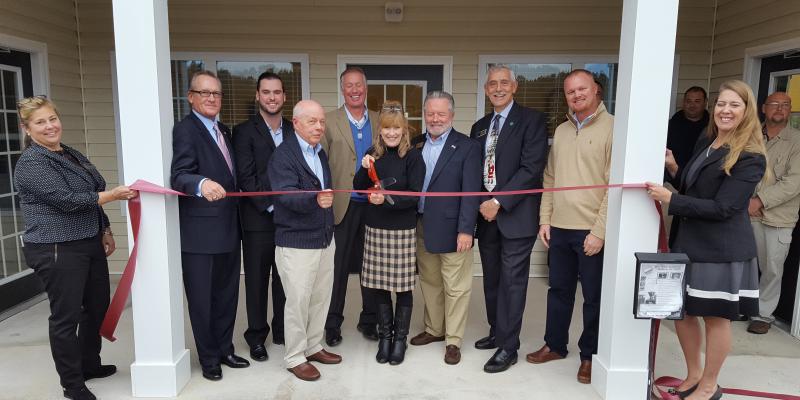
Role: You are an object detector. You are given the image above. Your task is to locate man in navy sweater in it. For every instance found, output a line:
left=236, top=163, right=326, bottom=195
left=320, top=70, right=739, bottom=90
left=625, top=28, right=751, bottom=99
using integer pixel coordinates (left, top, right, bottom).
left=268, top=100, right=341, bottom=381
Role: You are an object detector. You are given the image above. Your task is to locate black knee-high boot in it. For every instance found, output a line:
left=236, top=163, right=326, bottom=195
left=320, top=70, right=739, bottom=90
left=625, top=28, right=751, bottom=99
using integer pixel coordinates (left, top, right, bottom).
left=376, top=303, right=393, bottom=364
left=389, top=305, right=412, bottom=365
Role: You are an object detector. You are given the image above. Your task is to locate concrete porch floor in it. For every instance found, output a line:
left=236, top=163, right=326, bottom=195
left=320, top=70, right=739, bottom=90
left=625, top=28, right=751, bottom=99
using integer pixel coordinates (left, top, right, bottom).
left=0, top=276, right=798, bottom=399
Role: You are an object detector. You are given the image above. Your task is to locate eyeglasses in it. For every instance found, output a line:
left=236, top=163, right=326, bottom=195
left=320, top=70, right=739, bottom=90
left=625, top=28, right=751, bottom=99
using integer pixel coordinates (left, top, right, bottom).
left=764, top=102, right=791, bottom=110
left=381, top=104, right=403, bottom=113
left=189, top=90, right=224, bottom=99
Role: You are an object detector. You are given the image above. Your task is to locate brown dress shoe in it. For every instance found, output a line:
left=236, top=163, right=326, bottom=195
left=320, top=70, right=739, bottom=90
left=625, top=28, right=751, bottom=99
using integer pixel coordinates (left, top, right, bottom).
left=444, top=345, right=461, bottom=365
left=287, top=362, right=320, bottom=381
left=409, top=331, right=445, bottom=346
left=307, top=349, right=342, bottom=364
left=747, top=320, right=771, bottom=334
left=526, top=345, right=566, bottom=364
left=577, top=360, right=592, bottom=384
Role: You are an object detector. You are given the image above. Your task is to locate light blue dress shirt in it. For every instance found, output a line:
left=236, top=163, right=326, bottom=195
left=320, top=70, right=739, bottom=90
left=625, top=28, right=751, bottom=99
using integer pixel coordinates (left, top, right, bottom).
left=419, top=128, right=452, bottom=213
left=193, top=110, right=221, bottom=196
left=295, top=133, right=326, bottom=189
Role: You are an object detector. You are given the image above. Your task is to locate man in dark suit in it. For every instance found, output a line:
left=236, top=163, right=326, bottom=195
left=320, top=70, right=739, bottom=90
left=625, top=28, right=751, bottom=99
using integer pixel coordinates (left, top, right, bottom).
left=170, top=71, right=250, bottom=381
left=470, top=65, right=548, bottom=373
left=269, top=100, right=342, bottom=381
left=232, top=72, right=290, bottom=362
left=409, top=91, right=481, bottom=365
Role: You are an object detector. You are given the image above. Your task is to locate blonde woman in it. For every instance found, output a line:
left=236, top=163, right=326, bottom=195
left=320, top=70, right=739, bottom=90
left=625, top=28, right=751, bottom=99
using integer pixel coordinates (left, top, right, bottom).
left=647, top=80, right=767, bottom=400
left=353, top=101, right=425, bottom=365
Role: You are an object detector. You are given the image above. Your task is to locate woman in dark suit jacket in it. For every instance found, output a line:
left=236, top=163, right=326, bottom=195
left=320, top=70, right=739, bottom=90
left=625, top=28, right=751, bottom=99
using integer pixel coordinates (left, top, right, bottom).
left=646, top=80, right=767, bottom=400
left=14, top=96, right=136, bottom=400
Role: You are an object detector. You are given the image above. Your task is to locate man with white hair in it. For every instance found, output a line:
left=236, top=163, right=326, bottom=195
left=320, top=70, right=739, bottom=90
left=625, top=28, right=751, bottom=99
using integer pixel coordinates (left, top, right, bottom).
left=268, top=100, right=341, bottom=381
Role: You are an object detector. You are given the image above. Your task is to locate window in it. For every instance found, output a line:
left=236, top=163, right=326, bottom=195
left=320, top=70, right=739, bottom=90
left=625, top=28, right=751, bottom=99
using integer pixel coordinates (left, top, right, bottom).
left=0, top=65, right=24, bottom=280
left=170, top=53, right=310, bottom=126
left=770, top=69, right=800, bottom=130
left=366, top=80, right=426, bottom=136
left=477, top=56, right=618, bottom=135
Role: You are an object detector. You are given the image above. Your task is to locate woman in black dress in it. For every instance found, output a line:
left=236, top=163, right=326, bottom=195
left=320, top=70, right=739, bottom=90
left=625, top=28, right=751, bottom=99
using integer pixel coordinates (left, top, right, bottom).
left=646, top=80, right=767, bottom=400
left=14, top=96, right=137, bottom=400
left=354, top=101, right=425, bottom=365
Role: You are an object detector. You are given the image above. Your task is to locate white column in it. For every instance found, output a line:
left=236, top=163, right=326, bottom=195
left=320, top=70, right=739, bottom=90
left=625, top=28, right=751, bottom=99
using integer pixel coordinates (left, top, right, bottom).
left=592, top=0, right=679, bottom=399
left=111, top=0, right=190, bottom=397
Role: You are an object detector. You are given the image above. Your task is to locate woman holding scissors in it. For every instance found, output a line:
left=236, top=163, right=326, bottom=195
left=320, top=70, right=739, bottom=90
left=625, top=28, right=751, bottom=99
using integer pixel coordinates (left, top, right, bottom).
left=354, top=101, right=425, bottom=365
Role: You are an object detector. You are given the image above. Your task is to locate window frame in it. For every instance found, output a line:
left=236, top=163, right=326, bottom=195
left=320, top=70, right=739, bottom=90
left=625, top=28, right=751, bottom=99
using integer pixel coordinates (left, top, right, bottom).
left=476, top=54, right=619, bottom=121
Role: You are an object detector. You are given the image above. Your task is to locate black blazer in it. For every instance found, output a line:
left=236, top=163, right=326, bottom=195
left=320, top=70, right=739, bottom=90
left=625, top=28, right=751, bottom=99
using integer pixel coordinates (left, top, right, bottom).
left=470, top=102, right=548, bottom=239
left=170, top=112, right=240, bottom=254
left=232, top=115, right=293, bottom=232
left=668, top=135, right=766, bottom=263
left=268, top=132, right=334, bottom=249
left=412, top=130, right=482, bottom=254
left=15, top=143, right=110, bottom=243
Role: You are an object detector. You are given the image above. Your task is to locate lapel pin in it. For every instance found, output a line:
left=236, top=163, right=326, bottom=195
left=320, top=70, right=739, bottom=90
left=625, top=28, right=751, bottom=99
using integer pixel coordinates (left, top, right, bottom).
left=509, top=121, right=515, bottom=127
left=477, top=129, right=488, bottom=138
left=451, top=144, right=456, bottom=149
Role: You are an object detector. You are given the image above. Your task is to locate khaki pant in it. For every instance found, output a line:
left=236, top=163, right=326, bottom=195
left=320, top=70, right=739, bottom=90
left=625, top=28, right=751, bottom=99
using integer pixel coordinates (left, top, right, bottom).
left=415, top=220, right=473, bottom=347
left=275, top=241, right=335, bottom=368
left=751, top=221, right=793, bottom=323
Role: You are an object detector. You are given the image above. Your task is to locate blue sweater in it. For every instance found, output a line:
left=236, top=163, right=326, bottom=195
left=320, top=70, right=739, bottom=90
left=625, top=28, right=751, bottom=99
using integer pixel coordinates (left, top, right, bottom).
left=268, top=133, right=334, bottom=249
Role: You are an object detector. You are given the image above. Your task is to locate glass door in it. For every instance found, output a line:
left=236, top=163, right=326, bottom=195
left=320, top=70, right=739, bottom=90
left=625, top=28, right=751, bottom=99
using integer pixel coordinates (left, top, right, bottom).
left=366, top=80, right=426, bottom=137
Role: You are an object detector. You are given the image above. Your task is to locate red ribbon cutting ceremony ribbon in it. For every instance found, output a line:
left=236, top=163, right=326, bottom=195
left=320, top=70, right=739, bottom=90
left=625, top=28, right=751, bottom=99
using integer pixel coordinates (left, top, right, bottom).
left=100, top=179, right=798, bottom=400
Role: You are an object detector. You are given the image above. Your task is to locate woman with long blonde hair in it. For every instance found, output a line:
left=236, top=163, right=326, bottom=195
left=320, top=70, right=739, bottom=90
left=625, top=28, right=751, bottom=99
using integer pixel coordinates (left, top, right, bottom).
left=646, top=80, right=767, bottom=399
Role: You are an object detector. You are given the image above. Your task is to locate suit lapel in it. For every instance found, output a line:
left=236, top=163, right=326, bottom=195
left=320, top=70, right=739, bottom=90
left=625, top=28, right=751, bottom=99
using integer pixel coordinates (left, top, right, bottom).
left=38, top=146, right=96, bottom=186
left=286, top=134, right=319, bottom=180
left=685, top=146, right=727, bottom=191
left=475, top=117, right=491, bottom=156
left=494, top=103, right=520, bottom=158
left=253, top=115, right=276, bottom=150
left=335, top=109, right=356, bottom=156
left=429, top=132, right=459, bottom=186
left=189, top=113, right=234, bottom=178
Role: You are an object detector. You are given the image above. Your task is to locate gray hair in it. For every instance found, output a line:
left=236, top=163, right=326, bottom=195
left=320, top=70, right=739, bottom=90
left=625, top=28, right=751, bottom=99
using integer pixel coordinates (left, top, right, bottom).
left=292, top=99, right=323, bottom=119
left=423, top=90, right=455, bottom=113
left=487, top=64, right=517, bottom=83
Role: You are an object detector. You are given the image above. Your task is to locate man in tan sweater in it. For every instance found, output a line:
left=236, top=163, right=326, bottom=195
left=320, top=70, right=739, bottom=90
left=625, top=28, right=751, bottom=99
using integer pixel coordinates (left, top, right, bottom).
left=526, top=69, right=613, bottom=385
left=748, top=92, right=800, bottom=334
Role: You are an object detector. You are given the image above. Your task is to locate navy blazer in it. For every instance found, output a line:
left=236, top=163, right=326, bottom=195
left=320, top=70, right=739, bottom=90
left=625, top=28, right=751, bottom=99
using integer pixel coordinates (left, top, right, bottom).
left=170, top=112, right=240, bottom=254
left=268, top=132, right=334, bottom=249
left=412, top=130, right=482, bottom=254
left=470, top=102, right=548, bottom=239
left=232, top=115, right=293, bottom=232
left=668, top=135, right=766, bottom=263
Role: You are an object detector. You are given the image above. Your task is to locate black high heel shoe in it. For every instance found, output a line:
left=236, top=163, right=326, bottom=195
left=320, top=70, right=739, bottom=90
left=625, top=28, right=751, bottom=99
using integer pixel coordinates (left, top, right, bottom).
left=671, top=383, right=697, bottom=399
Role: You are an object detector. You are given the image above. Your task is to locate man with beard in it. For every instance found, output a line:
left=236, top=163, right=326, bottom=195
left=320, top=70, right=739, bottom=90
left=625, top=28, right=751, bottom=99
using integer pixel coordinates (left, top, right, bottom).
left=527, top=69, right=613, bottom=385
left=470, top=65, right=548, bottom=374
left=748, top=92, right=800, bottom=334
left=322, top=66, right=380, bottom=346
left=232, top=72, right=291, bottom=361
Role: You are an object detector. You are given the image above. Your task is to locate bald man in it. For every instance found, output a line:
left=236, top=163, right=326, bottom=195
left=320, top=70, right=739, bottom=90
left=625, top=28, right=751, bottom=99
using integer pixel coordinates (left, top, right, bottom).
left=748, top=92, right=800, bottom=334
left=268, top=100, right=342, bottom=381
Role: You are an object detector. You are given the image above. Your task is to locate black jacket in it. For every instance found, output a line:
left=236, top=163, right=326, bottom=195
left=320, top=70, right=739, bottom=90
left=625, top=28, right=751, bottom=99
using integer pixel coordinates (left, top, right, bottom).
left=668, top=135, right=766, bottom=263
left=232, top=115, right=293, bottom=232
left=15, top=143, right=110, bottom=243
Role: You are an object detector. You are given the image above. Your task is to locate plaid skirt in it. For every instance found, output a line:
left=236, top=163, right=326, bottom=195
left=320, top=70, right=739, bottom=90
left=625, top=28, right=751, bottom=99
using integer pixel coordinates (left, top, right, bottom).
left=361, top=225, right=416, bottom=292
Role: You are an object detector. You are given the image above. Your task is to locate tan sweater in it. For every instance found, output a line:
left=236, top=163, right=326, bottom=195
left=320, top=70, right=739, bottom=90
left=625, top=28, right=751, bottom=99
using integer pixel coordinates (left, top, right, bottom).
left=755, top=124, right=800, bottom=228
left=540, top=102, right=613, bottom=239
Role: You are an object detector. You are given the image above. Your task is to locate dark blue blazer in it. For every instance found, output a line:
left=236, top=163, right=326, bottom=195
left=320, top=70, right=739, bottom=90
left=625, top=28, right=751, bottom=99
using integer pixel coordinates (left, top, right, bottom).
left=232, top=115, right=293, bottom=232
left=470, top=102, right=548, bottom=239
left=268, top=132, right=334, bottom=249
left=668, top=135, right=766, bottom=263
left=412, top=130, right=482, bottom=254
left=170, top=112, right=240, bottom=254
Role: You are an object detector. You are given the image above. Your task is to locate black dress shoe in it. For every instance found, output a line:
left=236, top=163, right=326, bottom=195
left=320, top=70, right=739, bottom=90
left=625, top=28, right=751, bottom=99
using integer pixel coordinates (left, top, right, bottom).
left=357, top=324, right=379, bottom=341
left=84, top=364, right=117, bottom=380
left=221, top=354, right=250, bottom=368
left=326, top=328, right=343, bottom=346
left=474, top=335, right=497, bottom=350
left=483, top=349, right=518, bottom=373
left=202, top=365, right=222, bottom=381
left=63, top=385, right=96, bottom=400
left=250, top=344, right=268, bottom=362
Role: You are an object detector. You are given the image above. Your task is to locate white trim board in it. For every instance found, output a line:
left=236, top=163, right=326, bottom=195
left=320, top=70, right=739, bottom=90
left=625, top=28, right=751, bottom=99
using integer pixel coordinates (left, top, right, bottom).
left=336, top=55, right=453, bottom=108
left=743, top=37, right=800, bottom=97
left=0, top=33, right=50, bottom=97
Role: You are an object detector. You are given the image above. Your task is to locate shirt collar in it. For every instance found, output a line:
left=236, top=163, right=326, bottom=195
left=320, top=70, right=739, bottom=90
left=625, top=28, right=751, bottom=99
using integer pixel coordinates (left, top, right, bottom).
left=344, top=106, right=368, bottom=129
left=493, top=101, right=514, bottom=120
left=266, top=118, right=283, bottom=136
left=192, top=110, right=218, bottom=132
left=426, top=128, right=452, bottom=145
left=295, top=133, right=322, bottom=155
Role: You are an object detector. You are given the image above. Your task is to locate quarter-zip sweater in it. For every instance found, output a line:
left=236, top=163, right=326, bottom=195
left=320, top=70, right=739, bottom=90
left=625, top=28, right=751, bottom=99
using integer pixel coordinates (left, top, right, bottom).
left=540, top=102, right=614, bottom=239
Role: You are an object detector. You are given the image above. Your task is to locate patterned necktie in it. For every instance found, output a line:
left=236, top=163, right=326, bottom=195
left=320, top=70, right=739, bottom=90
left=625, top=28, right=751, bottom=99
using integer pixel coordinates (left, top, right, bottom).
left=483, top=114, right=502, bottom=192
left=214, top=123, right=234, bottom=174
